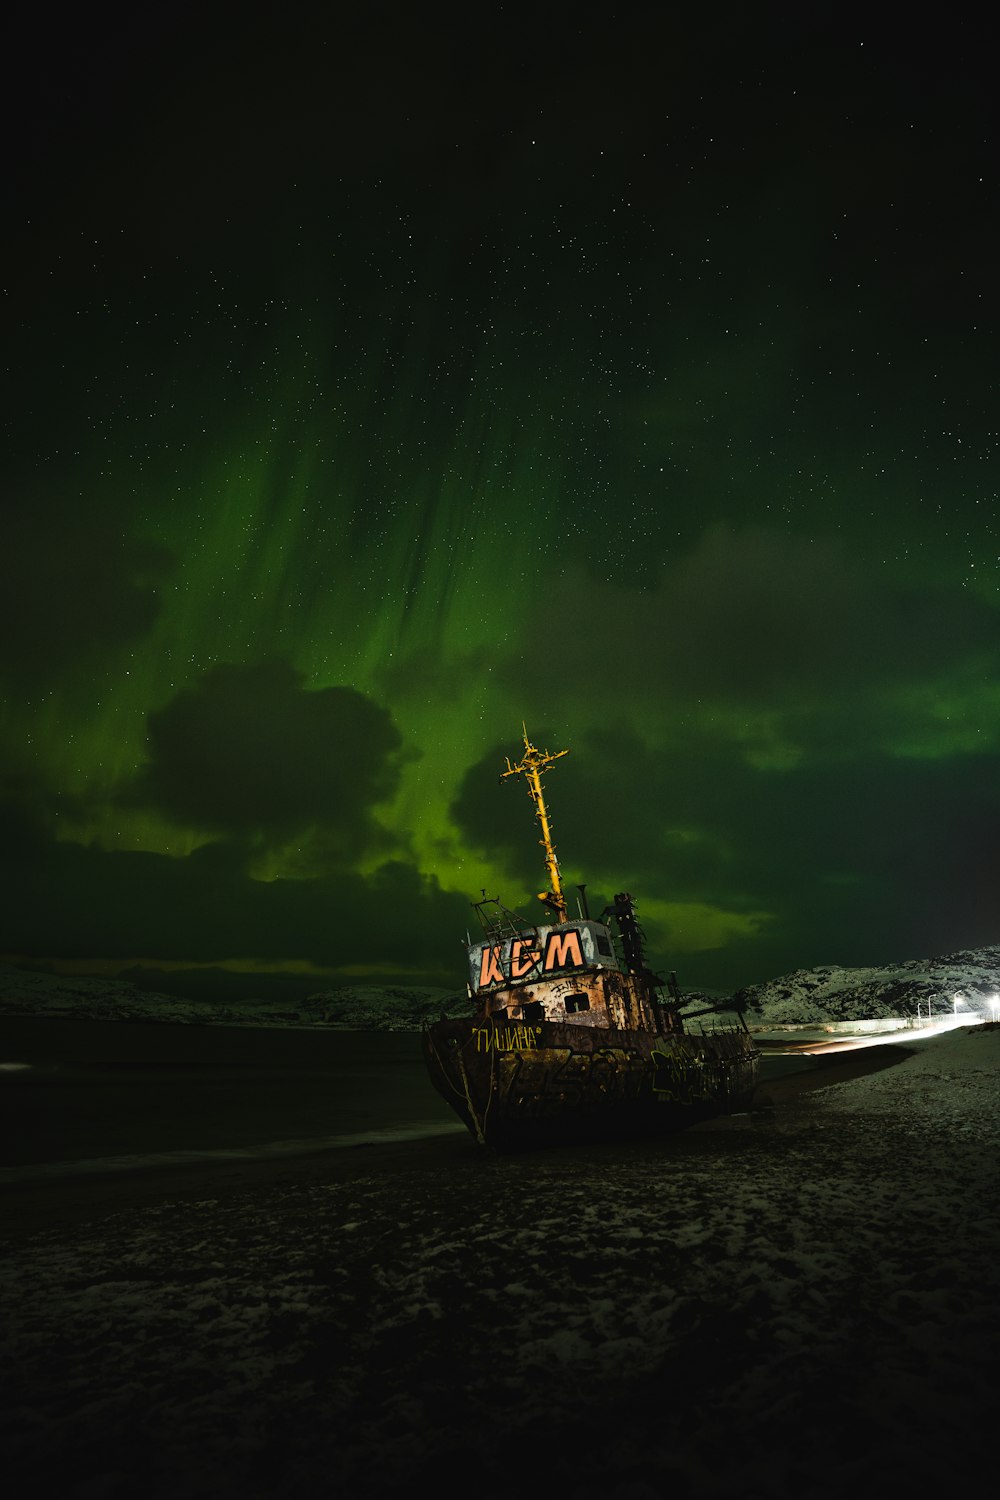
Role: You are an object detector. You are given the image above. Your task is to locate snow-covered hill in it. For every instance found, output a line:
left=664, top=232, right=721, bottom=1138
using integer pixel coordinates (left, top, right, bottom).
left=734, top=944, right=1000, bottom=1023
left=0, top=964, right=465, bottom=1031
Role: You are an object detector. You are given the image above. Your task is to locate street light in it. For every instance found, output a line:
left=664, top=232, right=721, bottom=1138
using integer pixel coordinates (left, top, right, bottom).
left=990, top=994, right=999, bottom=1023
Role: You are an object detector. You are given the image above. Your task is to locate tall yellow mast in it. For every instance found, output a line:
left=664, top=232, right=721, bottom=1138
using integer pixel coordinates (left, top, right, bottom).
left=501, top=725, right=570, bottom=922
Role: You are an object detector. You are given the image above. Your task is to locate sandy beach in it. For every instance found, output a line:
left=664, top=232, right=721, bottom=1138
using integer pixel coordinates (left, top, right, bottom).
left=1, top=1025, right=997, bottom=1499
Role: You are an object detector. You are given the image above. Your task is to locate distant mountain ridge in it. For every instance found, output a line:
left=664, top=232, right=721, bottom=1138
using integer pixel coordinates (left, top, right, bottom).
left=2, top=946, right=999, bottom=1028
left=0, top=964, right=465, bottom=1031
left=734, top=945, right=1000, bottom=1023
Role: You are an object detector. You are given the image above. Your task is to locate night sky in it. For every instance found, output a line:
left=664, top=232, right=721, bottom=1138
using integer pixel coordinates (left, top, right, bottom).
left=2, top=5, right=997, bottom=994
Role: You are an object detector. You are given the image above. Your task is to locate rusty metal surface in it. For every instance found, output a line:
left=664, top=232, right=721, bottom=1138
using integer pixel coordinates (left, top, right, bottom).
left=479, top=966, right=669, bottom=1033
left=422, top=1015, right=759, bottom=1150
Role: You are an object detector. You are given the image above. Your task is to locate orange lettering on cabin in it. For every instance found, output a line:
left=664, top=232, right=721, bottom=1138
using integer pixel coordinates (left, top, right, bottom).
left=478, top=945, right=505, bottom=987
left=543, top=929, right=584, bottom=971
left=510, top=938, right=540, bottom=979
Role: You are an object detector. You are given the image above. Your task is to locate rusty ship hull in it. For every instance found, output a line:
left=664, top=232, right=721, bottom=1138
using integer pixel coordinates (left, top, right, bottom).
left=422, top=1015, right=759, bottom=1151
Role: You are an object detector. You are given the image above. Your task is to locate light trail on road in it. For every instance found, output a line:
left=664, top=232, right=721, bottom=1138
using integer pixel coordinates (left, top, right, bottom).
left=757, top=1014, right=980, bottom=1056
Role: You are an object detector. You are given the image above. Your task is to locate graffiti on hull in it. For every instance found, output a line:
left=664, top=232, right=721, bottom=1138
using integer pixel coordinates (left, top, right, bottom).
left=479, top=1040, right=747, bottom=1116
left=473, top=1024, right=542, bottom=1052
left=497, top=1046, right=646, bottom=1113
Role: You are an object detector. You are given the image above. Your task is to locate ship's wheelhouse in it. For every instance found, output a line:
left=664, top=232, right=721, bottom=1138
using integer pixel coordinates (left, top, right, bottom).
left=467, top=918, right=621, bottom=995
left=468, top=918, right=661, bottom=1031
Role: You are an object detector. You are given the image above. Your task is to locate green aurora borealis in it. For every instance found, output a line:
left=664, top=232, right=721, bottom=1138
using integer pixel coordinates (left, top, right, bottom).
left=2, top=7, right=998, bottom=993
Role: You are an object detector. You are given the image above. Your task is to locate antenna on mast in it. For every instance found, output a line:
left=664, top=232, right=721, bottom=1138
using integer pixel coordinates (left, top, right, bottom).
left=500, top=727, right=570, bottom=922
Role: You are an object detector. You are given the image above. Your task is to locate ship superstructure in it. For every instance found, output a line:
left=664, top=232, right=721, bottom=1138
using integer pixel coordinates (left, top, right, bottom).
left=422, top=729, right=758, bottom=1149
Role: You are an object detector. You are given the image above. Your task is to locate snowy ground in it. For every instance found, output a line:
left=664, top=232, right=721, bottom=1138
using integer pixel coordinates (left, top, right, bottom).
left=1, top=1025, right=997, bottom=1499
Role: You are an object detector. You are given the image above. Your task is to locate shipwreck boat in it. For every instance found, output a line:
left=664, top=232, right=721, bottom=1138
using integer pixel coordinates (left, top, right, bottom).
left=422, top=730, right=759, bottom=1149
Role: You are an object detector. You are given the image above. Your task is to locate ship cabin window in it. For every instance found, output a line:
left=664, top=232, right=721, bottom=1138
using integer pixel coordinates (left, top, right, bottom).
left=596, top=935, right=613, bottom=957
left=492, top=1007, right=508, bottom=1021
left=564, top=993, right=591, bottom=1014
left=522, top=1001, right=545, bottom=1023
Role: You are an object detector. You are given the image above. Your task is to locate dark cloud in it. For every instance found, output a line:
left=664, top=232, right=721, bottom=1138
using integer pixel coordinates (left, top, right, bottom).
left=133, top=661, right=405, bottom=852
left=450, top=730, right=1000, bottom=987
left=0, top=815, right=469, bottom=980
left=506, top=525, right=997, bottom=714
left=0, top=504, right=172, bottom=684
